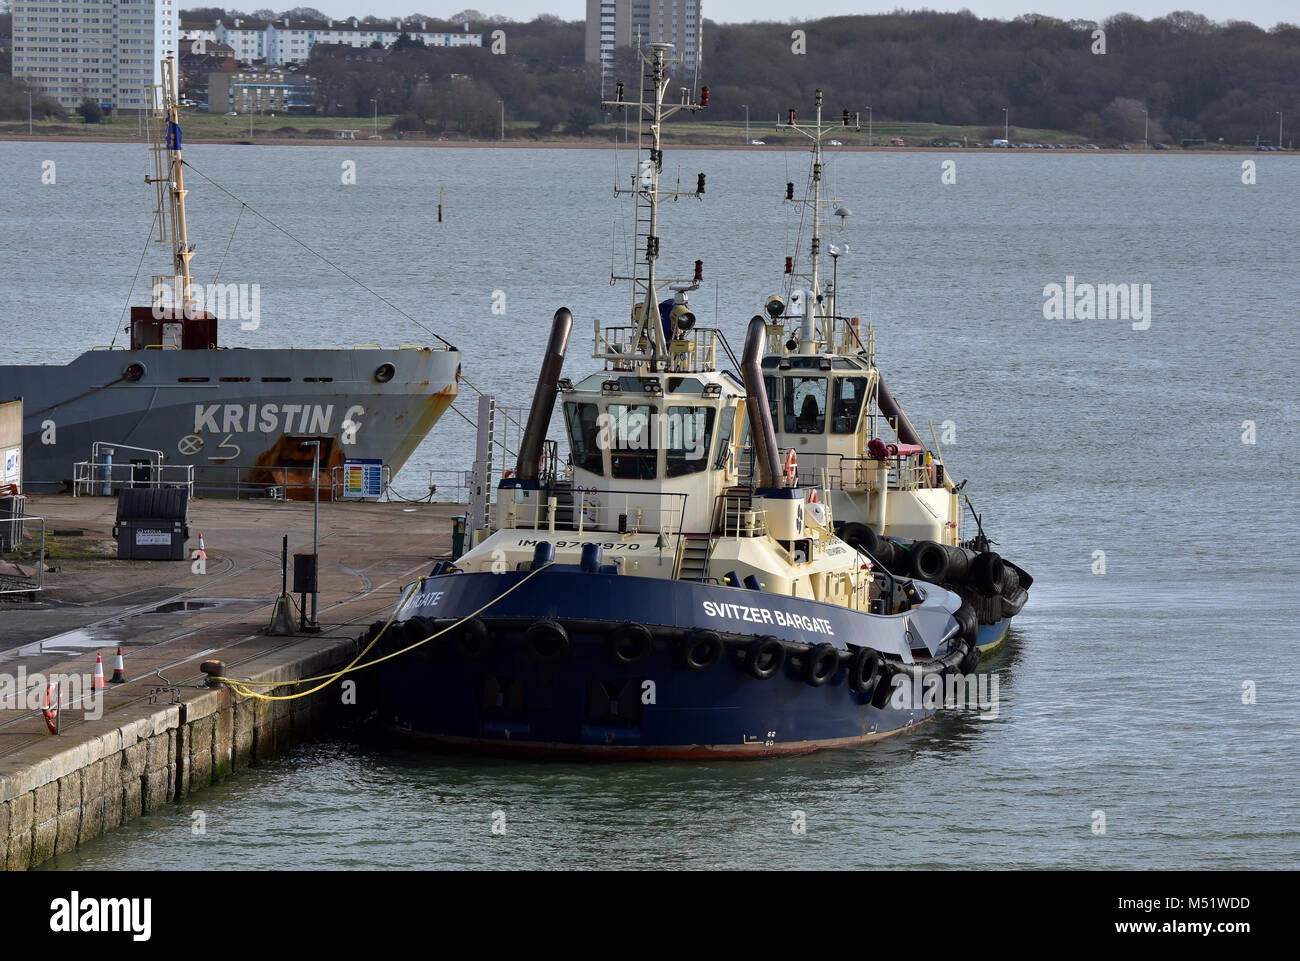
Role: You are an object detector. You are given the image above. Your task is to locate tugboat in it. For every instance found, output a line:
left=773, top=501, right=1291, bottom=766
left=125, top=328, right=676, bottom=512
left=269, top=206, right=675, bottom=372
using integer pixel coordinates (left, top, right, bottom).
left=368, top=45, right=980, bottom=758
left=756, top=92, right=1031, bottom=652
left=0, top=58, right=460, bottom=497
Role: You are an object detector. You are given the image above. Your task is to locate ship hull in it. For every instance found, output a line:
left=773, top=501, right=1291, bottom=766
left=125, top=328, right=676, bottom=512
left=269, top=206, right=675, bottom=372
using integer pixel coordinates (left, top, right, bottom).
left=976, top=618, right=1010, bottom=654
left=2, top=346, right=459, bottom=495
left=374, top=568, right=962, bottom=758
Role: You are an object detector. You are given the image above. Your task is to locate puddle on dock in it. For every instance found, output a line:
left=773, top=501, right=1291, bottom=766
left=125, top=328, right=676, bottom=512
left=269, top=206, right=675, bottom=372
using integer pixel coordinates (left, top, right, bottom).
left=15, top=597, right=261, bottom=656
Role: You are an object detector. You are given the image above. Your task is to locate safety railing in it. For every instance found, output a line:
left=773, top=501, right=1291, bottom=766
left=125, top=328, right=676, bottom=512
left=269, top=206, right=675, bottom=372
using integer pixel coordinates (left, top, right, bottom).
left=0, top=513, right=46, bottom=596
left=593, top=322, right=719, bottom=372
left=506, top=485, right=689, bottom=558
left=73, top=459, right=195, bottom=497
left=425, top=469, right=474, bottom=504
left=807, top=452, right=935, bottom=493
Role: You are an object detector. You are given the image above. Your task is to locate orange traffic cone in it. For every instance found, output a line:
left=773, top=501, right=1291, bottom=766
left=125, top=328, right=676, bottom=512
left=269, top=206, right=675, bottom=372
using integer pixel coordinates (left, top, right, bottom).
left=196, top=533, right=207, bottom=560
left=93, top=652, right=106, bottom=690
left=111, top=646, right=127, bottom=684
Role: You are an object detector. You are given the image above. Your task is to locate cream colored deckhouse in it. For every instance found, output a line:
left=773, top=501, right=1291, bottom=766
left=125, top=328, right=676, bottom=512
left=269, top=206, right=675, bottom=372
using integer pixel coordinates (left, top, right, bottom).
left=12, top=0, right=177, bottom=110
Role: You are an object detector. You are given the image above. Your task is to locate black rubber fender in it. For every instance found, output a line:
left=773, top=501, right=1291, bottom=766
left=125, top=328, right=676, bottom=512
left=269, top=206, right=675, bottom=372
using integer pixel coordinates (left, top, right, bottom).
left=840, top=522, right=894, bottom=570
left=681, top=630, right=724, bottom=671
left=969, top=551, right=1004, bottom=597
left=609, top=622, right=654, bottom=665
left=870, top=661, right=897, bottom=708
left=523, top=620, right=569, bottom=662
left=802, top=643, right=841, bottom=687
left=848, top=647, right=882, bottom=695
left=1000, top=587, right=1029, bottom=619
left=745, top=635, right=786, bottom=680
left=401, top=616, right=435, bottom=645
left=954, top=603, right=979, bottom=646
left=959, top=644, right=982, bottom=675
left=456, top=617, right=492, bottom=658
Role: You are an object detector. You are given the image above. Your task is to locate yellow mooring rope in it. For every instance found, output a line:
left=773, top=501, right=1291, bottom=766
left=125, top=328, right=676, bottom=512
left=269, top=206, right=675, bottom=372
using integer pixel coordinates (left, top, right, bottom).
left=214, top=563, right=553, bottom=702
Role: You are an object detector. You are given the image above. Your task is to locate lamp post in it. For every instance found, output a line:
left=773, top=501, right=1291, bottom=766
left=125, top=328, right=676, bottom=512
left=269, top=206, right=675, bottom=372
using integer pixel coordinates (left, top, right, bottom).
left=1278, top=111, right=1284, bottom=149
left=370, top=98, right=377, bottom=137
left=1003, top=106, right=1009, bottom=144
left=28, top=90, right=33, bottom=135
left=741, top=104, right=748, bottom=144
left=499, top=99, right=504, bottom=141
left=866, top=105, right=872, bottom=146
left=300, top=440, right=321, bottom=633
left=1142, top=107, right=1148, bottom=148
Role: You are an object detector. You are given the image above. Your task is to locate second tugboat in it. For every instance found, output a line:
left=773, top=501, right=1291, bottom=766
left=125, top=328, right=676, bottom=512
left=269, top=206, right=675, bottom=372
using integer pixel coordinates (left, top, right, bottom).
left=369, top=45, right=981, bottom=758
left=756, top=92, right=1032, bottom=653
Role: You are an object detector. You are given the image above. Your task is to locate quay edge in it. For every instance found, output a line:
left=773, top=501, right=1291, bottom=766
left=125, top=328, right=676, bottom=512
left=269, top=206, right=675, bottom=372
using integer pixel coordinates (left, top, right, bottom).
left=0, top=629, right=364, bottom=871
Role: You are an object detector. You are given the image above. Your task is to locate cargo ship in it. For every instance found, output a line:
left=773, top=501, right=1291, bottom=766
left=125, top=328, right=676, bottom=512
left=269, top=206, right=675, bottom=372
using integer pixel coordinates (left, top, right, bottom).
left=1, top=59, right=459, bottom=498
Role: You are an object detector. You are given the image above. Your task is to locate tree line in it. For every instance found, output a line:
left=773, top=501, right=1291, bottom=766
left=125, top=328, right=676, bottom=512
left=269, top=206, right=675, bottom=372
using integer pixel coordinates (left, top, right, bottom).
left=3, top=6, right=1298, bottom=145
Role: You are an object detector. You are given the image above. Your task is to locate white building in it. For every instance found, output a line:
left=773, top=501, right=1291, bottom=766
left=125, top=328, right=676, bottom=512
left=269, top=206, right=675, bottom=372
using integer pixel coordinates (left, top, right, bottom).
left=190, top=17, right=482, bottom=68
left=11, top=0, right=178, bottom=110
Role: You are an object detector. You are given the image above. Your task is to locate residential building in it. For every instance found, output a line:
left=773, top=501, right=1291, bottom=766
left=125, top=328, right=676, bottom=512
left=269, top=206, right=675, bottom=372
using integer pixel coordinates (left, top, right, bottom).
left=208, top=68, right=313, bottom=115
left=585, top=0, right=702, bottom=80
left=11, top=0, right=178, bottom=110
left=184, top=17, right=482, bottom=68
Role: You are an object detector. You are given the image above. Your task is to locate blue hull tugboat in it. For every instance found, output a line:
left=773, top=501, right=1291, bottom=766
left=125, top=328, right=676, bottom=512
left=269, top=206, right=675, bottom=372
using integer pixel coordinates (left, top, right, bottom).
left=754, top=92, right=1032, bottom=654
left=369, top=47, right=981, bottom=758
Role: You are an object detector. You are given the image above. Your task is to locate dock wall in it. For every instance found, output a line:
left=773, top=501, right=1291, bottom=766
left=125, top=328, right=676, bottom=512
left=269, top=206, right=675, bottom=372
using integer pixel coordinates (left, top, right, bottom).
left=0, top=631, right=361, bottom=870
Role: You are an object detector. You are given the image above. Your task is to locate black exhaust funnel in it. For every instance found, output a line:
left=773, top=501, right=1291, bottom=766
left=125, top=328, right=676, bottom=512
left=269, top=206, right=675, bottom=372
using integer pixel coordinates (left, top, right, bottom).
left=515, top=308, right=573, bottom=481
left=741, top=315, right=782, bottom=488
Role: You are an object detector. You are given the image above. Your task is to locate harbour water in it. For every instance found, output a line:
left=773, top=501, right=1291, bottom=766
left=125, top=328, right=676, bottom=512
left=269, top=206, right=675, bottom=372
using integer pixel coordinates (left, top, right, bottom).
left=5, top=142, right=1298, bottom=868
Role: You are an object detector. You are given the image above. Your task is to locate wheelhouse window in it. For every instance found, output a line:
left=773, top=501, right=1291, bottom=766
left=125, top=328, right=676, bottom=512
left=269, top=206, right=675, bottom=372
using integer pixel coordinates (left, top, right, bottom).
left=784, top=376, right=827, bottom=434
left=714, top=403, right=736, bottom=469
left=563, top=401, right=604, bottom=475
left=665, top=406, right=716, bottom=477
left=606, top=403, right=658, bottom=479
left=831, top=377, right=868, bottom=434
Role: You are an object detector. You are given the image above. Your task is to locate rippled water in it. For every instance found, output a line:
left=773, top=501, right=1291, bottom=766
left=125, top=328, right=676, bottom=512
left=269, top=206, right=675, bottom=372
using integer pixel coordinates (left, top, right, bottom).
left=9, top=142, right=1300, bottom=869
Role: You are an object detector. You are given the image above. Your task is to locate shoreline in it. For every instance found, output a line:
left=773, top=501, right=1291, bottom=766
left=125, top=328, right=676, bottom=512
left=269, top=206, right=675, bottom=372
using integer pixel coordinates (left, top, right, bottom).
left=0, top=134, right=1282, bottom=156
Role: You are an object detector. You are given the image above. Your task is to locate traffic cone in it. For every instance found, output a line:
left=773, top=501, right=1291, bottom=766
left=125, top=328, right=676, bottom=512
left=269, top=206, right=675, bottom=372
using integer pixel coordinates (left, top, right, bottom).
left=110, top=646, right=127, bottom=684
left=196, top=533, right=207, bottom=560
left=93, top=652, right=106, bottom=690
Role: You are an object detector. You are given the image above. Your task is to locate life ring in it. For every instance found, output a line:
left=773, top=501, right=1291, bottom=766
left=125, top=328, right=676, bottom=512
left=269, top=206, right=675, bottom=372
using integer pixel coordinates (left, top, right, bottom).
left=581, top=489, right=600, bottom=523
left=502, top=469, right=514, bottom=480
left=848, top=647, right=882, bottom=695
left=802, top=643, right=841, bottom=687
left=609, top=622, right=653, bottom=665
left=681, top=630, right=724, bottom=671
left=42, top=682, right=59, bottom=735
left=523, top=620, right=570, bottom=662
left=745, top=635, right=786, bottom=680
left=783, top=449, right=798, bottom=486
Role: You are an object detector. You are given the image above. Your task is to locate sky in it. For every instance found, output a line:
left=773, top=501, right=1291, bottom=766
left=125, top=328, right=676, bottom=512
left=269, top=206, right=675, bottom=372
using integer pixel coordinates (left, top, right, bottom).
left=308, top=2, right=1296, bottom=29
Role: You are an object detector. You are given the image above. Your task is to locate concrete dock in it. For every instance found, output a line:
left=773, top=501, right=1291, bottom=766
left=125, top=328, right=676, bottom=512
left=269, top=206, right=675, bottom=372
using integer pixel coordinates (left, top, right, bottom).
left=0, top=493, right=458, bottom=870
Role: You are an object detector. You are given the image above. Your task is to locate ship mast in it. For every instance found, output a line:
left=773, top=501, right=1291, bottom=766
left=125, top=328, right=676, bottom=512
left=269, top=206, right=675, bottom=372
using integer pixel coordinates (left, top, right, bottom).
left=146, top=57, right=196, bottom=316
left=779, top=91, right=859, bottom=353
left=603, top=42, right=707, bottom=371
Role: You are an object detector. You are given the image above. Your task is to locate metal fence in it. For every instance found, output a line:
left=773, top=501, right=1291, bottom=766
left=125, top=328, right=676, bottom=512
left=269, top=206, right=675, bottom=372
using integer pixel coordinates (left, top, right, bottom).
left=0, top=513, right=46, bottom=596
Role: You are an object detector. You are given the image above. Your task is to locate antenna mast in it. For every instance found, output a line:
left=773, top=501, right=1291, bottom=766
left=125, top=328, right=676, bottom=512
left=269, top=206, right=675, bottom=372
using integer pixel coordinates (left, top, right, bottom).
left=779, top=91, right=859, bottom=352
left=603, top=43, right=707, bottom=371
left=146, top=57, right=196, bottom=315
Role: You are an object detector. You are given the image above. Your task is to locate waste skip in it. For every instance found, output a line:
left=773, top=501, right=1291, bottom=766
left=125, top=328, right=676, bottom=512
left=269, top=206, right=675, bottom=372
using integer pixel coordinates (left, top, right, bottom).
left=113, top=488, right=190, bottom=560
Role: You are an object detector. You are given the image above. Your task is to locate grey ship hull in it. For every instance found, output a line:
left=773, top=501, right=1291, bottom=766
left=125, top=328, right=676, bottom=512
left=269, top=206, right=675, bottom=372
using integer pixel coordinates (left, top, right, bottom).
left=2, top=346, right=460, bottom=496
